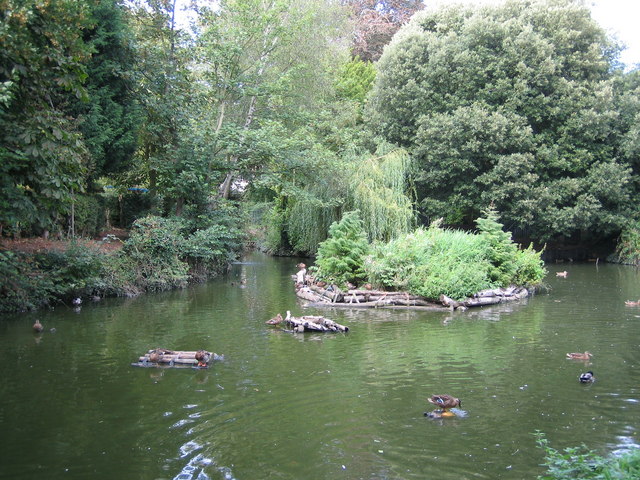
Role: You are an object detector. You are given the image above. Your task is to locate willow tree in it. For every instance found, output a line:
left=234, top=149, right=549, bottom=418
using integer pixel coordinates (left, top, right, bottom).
left=285, top=146, right=415, bottom=254
left=368, top=0, right=634, bottom=244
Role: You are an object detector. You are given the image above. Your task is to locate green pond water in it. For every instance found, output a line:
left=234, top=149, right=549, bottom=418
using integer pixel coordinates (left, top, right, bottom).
left=1, top=252, right=639, bottom=479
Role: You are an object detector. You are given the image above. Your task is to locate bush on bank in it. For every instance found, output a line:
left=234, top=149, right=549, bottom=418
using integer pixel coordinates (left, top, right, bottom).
left=535, top=432, right=640, bottom=480
left=0, top=214, right=246, bottom=313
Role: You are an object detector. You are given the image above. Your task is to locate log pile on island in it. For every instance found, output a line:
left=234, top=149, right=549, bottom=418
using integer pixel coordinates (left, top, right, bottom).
left=132, top=348, right=223, bottom=368
left=295, top=280, right=530, bottom=311
left=266, top=310, right=349, bottom=333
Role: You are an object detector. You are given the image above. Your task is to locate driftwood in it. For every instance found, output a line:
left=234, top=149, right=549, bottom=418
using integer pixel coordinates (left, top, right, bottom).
left=133, top=349, right=223, bottom=368
left=267, top=310, right=349, bottom=333
left=297, top=281, right=530, bottom=311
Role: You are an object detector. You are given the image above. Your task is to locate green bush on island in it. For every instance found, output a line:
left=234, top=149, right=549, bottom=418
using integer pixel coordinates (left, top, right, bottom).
left=313, top=211, right=370, bottom=288
left=315, top=207, right=545, bottom=300
left=534, top=431, right=640, bottom=480
left=367, top=209, right=545, bottom=300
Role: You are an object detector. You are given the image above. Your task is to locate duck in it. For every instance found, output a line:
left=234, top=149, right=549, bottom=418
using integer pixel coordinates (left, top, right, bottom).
left=149, top=351, right=162, bottom=363
left=266, top=313, right=283, bottom=325
left=579, top=371, right=595, bottom=383
left=556, top=271, right=568, bottom=277
left=72, top=297, right=82, bottom=306
left=427, top=394, right=461, bottom=413
left=566, top=351, right=593, bottom=360
left=195, top=350, right=210, bottom=367
left=33, top=319, right=44, bottom=333
left=625, top=299, right=640, bottom=306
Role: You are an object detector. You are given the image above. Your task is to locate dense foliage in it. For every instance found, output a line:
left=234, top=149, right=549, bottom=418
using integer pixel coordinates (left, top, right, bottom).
left=313, top=210, right=370, bottom=288
left=368, top=0, right=638, bottom=244
left=2, top=0, right=640, bottom=307
left=535, top=432, right=640, bottom=480
left=365, top=213, right=545, bottom=301
left=0, top=207, right=245, bottom=313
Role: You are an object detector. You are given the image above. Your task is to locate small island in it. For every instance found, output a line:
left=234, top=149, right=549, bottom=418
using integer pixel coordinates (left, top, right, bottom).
left=293, top=208, right=545, bottom=312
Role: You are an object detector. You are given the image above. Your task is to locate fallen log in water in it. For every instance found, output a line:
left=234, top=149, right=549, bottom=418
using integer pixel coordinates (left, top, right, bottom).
left=284, top=311, right=349, bottom=332
left=440, top=286, right=529, bottom=309
left=266, top=311, right=349, bottom=333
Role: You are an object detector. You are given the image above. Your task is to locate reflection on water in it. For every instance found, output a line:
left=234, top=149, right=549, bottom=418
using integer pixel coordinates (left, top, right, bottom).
left=1, top=255, right=639, bottom=479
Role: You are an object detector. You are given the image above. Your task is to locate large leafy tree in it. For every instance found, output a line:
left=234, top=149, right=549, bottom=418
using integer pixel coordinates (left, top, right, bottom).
left=0, top=0, right=92, bottom=235
left=127, top=0, right=194, bottom=215
left=368, top=0, right=634, bottom=243
left=72, top=0, right=142, bottom=178
left=191, top=0, right=352, bottom=199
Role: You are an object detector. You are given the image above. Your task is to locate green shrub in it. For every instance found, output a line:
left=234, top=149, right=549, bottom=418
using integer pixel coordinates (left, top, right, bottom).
left=535, top=431, right=640, bottom=480
left=184, top=224, right=244, bottom=278
left=365, top=215, right=545, bottom=301
left=120, top=216, right=189, bottom=292
left=615, top=221, right=640, bottom=265
left=314, top=210, right=369, bottom=288
left=366, top=221, right=491, bottom=300
left=0, top=250, right=56, bottom=311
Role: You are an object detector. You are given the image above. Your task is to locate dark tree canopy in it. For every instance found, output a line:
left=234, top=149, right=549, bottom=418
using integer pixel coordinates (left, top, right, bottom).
left=368, top=0, right=635, bottom=243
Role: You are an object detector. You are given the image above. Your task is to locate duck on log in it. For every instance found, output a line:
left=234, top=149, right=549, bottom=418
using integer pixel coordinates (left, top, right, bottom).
left=133, top=349, right=223, bottom=368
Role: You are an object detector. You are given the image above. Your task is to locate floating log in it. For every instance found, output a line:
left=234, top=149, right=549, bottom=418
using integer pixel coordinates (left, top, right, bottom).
left=284, top=311, right=349, bottom=332
left=132, top=349, right=223, bottom=368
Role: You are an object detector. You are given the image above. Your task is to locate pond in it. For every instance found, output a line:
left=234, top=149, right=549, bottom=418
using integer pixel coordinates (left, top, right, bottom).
left=1, top=252, right=639, bottom=479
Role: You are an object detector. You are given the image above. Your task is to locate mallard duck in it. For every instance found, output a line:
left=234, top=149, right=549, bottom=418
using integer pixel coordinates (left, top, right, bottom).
left=428, top=394, right=461, bottom=412
left=33, top=319, right=44, bottom=333
left=195, top=350, right=210, bottom=367
left=579, top=371, right=595, bottom=383
left=566, top=351, right=593, bottom=360
left=625, top=299, right=640, bottom=306
left=266, top=313, right=283, bottom=325
left=149, top=351, right=162, bottom=363
left=556, top=271, right=568, bottom=277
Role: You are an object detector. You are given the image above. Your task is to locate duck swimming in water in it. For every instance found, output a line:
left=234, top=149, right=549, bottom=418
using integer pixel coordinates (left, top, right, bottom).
left=266, top=313, right=283, bottom=325
left=579, top=371, right=595, bottom=383
left=556, top=271, right=568, bottom=277
left=566, top=351, right=593, bottom=360
left=33, top=319, right=44, bottom=333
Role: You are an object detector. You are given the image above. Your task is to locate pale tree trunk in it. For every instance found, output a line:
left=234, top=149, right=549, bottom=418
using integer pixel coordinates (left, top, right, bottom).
left=219, top=18, right=280, bottom=199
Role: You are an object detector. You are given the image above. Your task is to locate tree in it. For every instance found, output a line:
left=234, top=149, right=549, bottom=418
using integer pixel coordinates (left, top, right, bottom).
left=72, top=0, right=142, bottom=178
left=368, top=0, right=633, bottom=243
left=191, top=0, right=352, bottom=200
left=344, top=0, right=424, bottom=61
left=314, top=210, right=369, bottom=288
left=0, top=0, right=92, bottom=236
